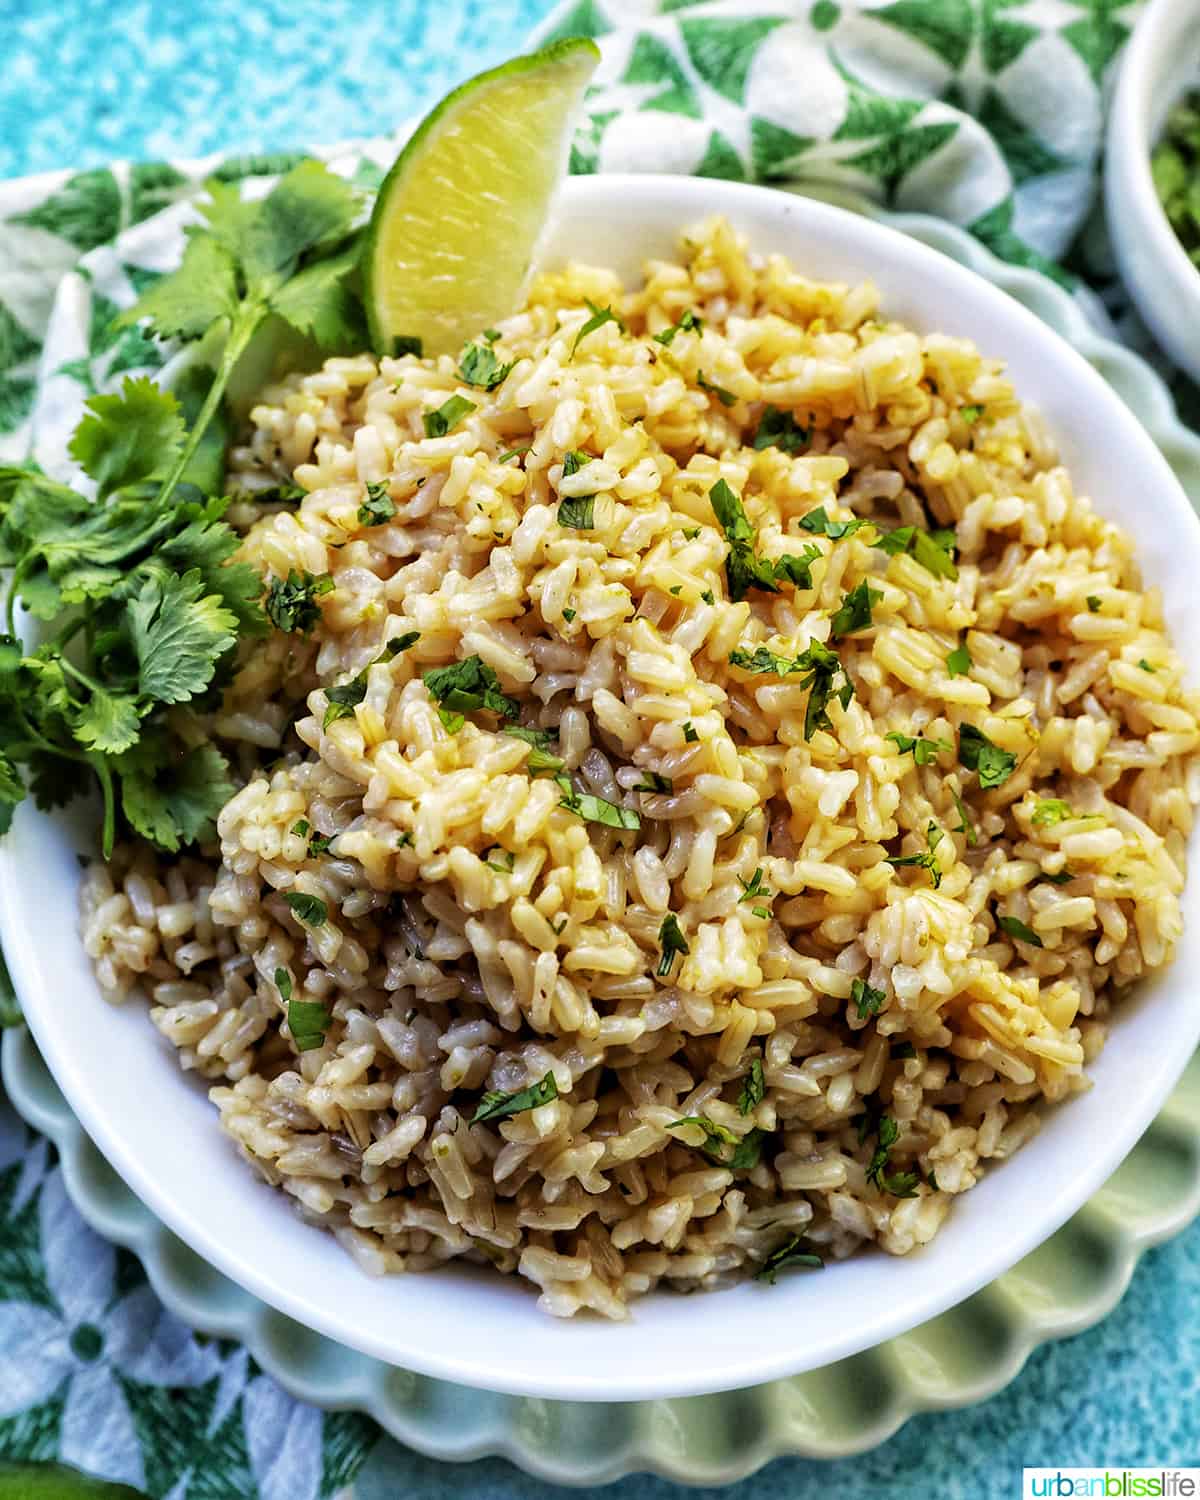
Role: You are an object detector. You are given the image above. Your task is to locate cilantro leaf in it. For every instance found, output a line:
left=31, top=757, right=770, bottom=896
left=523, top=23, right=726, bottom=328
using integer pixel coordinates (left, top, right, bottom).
left=473, top=1070, right=559, bottom=1123
left=668, top=1115, right=766, bottom=1170
left=0, top=751, right=26, bottom=837
left=697, top=371, right=736, bottom=406
left=274, top=967, right=292, bottom=1002
left=288, top=998, right=331, bottom=1051
left=885, top=730, right=951, bottom=766
left=118, top=233, right=240, bottom=341
left=912, top=528, right=958, bottom=580
left=959, top=404, right=984, bottom=424
left=653, top=309, right=702, bottom=346
left=268, top=242, right=366, bottom=349
left=323, top=673, right=368, bottom=729
left=358, top=481, right=395, bottom=527
left=265, top=569, right=334, bottom=634
left=1032, top=798, right=1073, bottom=827
left=423, top=655, right=518, bottom=720
left=68, top=377, right=185, bottom=498
left=950, top=785, right=977, bottom=847
left=755, top=1236, right=824, bottom=1282
left=798, top=506, right=868, bottom=539
left=423, top=395, right=476, bottom=438
left=946, top=641, right=971, bottom=677
left=852, top=977, right=886, bottom=1020
left=831, top=579, right=882, bottom=638
left=285, top=891, right=328, bottom=926
left=129, top=567, right=239, bottom=705
left=458, top=340, right=513, bottom=390
left=570, top=298, right=625, bottom=357
left=771, top=545, right=823, bottom=589
left=997, top=914, right=1043, bottom=947
left=155, top=502, right=268, bottom=638
left=557, top=776, right=641, bottom=831
left=558, top=496, right=595, bottom=529
left=73, top=687, right=143, bottom=756
left=657, top=913, right=690, bottom=977
left=738, top=1057, right=765, bottom=1115
left=116, top=741, right=233, bottom=853
left=884, top=821, right=945, bottom=888
left=753, top=406, right=810, bottom=453
left=958, top=724, right=1017, bottom=789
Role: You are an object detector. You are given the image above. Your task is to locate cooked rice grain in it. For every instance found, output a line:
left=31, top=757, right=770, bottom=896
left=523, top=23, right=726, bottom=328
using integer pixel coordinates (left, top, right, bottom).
left=80, top=219, right=1200, bottom=1318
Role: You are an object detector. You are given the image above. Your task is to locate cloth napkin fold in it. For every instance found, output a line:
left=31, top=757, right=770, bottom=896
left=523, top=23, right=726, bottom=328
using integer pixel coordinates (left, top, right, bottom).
left=0, top=1, right=1164, bottom=1495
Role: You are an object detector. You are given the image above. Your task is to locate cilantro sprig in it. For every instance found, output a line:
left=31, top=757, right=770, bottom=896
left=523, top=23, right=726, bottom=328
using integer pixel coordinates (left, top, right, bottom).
left=0, top=163, right=369, bottom=857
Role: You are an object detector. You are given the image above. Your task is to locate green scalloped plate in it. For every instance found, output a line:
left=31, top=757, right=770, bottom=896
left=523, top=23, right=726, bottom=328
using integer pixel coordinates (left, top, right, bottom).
left=5, top=208, right=1200, bottom=1487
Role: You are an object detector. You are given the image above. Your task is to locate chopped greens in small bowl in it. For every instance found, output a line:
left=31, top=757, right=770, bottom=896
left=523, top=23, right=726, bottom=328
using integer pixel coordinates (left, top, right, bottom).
left=1151, top=89, right=1200, bottom=268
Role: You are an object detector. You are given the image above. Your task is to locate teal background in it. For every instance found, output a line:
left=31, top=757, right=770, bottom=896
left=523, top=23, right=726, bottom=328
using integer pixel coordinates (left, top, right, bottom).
left=2, top=0, right=1197, bottom=1493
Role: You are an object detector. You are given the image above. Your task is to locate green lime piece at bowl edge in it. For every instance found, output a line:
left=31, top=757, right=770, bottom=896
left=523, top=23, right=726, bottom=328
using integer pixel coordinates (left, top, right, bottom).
left=362, top=36, right=601, bottom=358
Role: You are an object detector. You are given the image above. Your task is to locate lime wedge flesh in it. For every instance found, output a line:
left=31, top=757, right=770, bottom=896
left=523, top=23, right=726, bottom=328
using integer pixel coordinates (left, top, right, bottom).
left=364, top=37, right=601, bottom=357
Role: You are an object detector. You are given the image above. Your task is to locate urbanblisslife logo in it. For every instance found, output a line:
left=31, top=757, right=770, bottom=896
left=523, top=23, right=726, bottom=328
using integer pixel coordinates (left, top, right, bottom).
left=1024, top=1472, right=1200, bottom=1498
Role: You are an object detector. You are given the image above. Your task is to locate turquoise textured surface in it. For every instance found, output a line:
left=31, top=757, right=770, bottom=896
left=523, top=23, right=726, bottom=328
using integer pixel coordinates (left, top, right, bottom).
left=0, top=0, right=1197, bottom=1494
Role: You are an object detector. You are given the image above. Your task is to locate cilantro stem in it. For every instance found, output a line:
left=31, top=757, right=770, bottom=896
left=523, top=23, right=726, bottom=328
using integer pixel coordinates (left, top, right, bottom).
left=89, top=753, right=117, bottom=858
left=154, top=310, right=263, bottom=508
left=4, top=556, right=30, bottom=637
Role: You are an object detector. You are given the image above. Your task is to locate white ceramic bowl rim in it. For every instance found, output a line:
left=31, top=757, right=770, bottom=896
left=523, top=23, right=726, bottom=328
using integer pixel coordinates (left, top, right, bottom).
left=5, top=174, right=1200, bottom=1403
left=1105, top=0, right=1200, bottom=382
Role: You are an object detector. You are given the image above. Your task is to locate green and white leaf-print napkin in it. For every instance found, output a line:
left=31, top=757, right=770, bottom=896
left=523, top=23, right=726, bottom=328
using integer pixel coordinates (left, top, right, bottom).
left=0, top=1, right=1164, bottom=1496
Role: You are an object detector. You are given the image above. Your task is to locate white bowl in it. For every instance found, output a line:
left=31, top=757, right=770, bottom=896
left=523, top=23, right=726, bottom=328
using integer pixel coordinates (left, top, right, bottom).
left=5, top=175, right=1200, bottom=1404
left=1106, top=0, right=1200, bottom=384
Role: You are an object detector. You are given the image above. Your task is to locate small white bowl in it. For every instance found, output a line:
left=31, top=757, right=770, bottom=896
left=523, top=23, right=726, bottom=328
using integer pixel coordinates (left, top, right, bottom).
left=5, top=175, right=1200, bottom=1403
left=1106, top=0, right=1200, bottom=383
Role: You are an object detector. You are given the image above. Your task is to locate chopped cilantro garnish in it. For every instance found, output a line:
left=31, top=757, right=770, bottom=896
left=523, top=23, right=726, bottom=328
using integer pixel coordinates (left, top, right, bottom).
left=997, top=914, right=1043, bottom=947
left=358, top=481, right=395, bottom=527
left=285, top=892, right=327, bottom=927
left=958, top=724, right=1017, bottom=788
left=700, top=589, right=715, bottom=605
left=561, top=607, right=577, bottom=622
left=558, top=496, right=596, bottom=529
left=831, top=579, right=883, bottom=638
left=865, top=1115, right=903, bottom=1190
left=497, top=445, right=530, bottom=463
left=1038, top=868, right=1075, bottom=885
left=636, top=772, right=673, bottom=793
left=1031, top=798, right=1073, bottom=827
left=657, top=913, right=690, bottom=976
left=729, top=638, right=853, bottom=740
left=946, top=641, right=971, bottom=677
left=873, top=526, right=916, bottom=556
left=323, top=674, right=368, bottom=729
left=926, top=1167, right=940, bottom=1191
left=472, top=1071, right=559, bottom=1124
left=570, top=298, right=625, bottom=357
left=738, top=867, right=772, bottom=905
left=852, top=977, right=886, bottom=1020
left=697, top=371, right=736, bottom=406
left=1138, top=658, right=1157, bottom=673
left=755, top=1236, right=824, bottom=1282
left=753, top=406, right=810, bottom=453
left=874, top=524, right=958, bottom=580
left=959, top=404, right=984, bottom=424
left=950, top=785, right=978, bottom=847
left=556, top=775, right=641, bottom=831
left=458, top=339, right=513, bottom=390
left=274, top=966, right=292, bottom=1002
left=738, top=1057, right=765, bottom=1116
left=886, top=730, right=952, bottom=765
left=892, top=1040, right=917, bottom=1060
left=682, top=526, right=701, bottom=540
left=885, top=821, right=945, bottom=888
left=392, top=335, right=423, bottom=357
left=771, top=545, right=823, bottom=590
left=683, top=722, right=699, bottom=743
left=1086, top=595, right=1101, bottom=612
left=798, top=506, right=868, bottom=539
left=265, top=569, right=334, bottom=634
left=423, top=655, right=518, bottom=721
left=423, top=394, right=476, bottom=438
left=482, top=846, right=515, bottom=873
left=653, top=309, right=702, bottom=346
left=288, top=997, right=331, bottom=1052
left=438, top=707, right=465, bottom=733
left=668, top=1115, right=766, bottom=1170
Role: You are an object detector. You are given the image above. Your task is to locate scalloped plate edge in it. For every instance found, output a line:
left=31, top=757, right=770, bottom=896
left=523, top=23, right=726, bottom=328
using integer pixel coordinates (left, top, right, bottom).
left=4, top=206, right=1200, bottom=1489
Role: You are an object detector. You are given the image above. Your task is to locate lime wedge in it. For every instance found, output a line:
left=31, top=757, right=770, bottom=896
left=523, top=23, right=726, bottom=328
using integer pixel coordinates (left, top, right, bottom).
left=363, top=37, right=601, bottom=357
